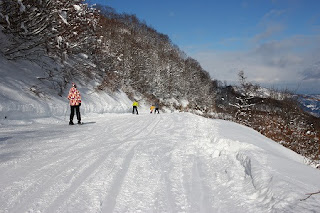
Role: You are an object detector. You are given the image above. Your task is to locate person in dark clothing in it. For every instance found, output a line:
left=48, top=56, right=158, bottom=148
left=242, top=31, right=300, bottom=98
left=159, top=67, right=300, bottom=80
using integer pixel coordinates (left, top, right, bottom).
left=154, top=102, right=160, bottom=114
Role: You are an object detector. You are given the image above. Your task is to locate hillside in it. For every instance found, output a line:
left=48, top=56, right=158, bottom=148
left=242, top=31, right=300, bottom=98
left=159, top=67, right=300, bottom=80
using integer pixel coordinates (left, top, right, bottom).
left=0, top=55, right=134, bottom=119
left=0, top=0, right=217, bottom=112
left=1, top=113, right=320, bottom=212
left=214, top=75, right=320, bottom=166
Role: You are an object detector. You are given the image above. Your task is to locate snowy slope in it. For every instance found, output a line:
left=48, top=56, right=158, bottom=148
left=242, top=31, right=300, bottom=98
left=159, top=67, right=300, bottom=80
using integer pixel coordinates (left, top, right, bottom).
left=0, top=56, right=137, bottom=120
left=1, top=112, right=320, bottom=212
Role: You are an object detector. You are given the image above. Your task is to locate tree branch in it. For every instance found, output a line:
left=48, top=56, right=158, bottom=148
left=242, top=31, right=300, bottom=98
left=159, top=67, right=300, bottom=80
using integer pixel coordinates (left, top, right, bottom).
left=300, top=190, right=320, bottom=201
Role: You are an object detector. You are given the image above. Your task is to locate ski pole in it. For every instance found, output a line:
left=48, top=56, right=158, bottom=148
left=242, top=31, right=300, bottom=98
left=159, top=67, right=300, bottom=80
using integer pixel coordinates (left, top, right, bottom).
left=64, top=103, right=69, bottom=121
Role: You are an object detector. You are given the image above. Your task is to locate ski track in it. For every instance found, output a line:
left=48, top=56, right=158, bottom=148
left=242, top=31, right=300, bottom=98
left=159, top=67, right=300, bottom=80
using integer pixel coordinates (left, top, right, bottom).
left=0, top=113, right=320, bottom=212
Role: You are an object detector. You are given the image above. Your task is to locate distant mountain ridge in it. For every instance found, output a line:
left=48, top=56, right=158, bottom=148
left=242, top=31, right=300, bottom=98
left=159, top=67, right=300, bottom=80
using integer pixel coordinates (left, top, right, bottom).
left=298, top=94, right=320, bottom=118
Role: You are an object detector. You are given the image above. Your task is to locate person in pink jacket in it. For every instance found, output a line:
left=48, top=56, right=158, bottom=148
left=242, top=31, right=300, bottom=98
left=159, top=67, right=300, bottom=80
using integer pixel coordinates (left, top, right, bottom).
left=67, top=83, right=81, bottom=125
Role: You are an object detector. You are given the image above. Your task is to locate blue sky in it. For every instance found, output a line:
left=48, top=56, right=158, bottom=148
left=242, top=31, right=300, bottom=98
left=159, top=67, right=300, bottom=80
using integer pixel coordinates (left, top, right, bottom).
left=86, top=0, right=320, bottom=94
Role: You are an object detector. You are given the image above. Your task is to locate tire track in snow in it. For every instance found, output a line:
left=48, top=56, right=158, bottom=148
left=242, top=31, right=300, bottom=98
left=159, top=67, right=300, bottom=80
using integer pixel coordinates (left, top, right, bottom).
left=0, top=120, right=128, bottom=212
left=122, top=113, right=199, bottom=212
left=106, top=114, right=180, bottom=212
left=164, top=114, right=209, bottom=212
left=99, top=114, right=163, bottom=212
left=46, top=116, right=158, bottom=212
left=46, top=147, right=122, bottom=213
left=3, top=139, right=122, bottom=212
left=99, top=141, right=137, bottom=212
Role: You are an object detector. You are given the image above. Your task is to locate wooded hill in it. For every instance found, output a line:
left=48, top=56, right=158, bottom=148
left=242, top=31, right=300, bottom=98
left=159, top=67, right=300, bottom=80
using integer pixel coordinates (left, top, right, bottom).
left=0, top=0, right=319, bottom=166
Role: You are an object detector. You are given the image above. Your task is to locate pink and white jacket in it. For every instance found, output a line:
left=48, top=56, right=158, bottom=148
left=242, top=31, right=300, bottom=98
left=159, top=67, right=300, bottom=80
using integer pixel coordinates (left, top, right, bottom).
left=67, top=87, right=81, bottom=106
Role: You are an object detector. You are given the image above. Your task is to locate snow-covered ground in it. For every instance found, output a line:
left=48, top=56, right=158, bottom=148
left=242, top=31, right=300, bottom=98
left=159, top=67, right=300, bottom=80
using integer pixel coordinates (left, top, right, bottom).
left=1, top=112, right=320, bottom=213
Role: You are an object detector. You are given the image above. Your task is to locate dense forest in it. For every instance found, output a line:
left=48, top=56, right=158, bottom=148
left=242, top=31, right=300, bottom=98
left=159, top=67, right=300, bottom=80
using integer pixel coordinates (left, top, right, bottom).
left=0, top=0, right=319, bottom=166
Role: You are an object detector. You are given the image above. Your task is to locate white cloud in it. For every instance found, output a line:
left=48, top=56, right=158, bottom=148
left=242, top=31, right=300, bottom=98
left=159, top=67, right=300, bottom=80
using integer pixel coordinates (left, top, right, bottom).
left=252, top=24, right=285, bottom=43
left=187, top=7, right=320, bottom=94
left=252, top=9, right=287, bottom=43
left=191, top=34, right=320, bottom=94
left=262, top=9, right=287, bottom=21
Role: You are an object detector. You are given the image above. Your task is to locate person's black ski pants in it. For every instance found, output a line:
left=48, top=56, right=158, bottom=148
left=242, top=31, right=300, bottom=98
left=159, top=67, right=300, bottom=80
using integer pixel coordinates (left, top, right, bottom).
left=70, top=105, right=81, bottom=122
left=132, top=106, right=138, bottom=114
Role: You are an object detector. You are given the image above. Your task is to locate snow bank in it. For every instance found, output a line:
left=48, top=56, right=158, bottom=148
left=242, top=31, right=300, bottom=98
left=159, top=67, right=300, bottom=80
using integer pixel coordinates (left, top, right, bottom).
left=0, top=56, right=134, bottom=120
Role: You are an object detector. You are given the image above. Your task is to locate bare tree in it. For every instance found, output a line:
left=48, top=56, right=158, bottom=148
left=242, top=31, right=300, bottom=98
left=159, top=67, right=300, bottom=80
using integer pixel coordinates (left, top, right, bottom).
left=229, top=71, right=257, bottom=123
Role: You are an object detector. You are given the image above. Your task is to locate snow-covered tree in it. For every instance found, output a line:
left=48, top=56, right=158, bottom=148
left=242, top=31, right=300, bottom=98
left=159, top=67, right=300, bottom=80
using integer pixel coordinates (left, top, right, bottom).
left=229, top=71, right=257, bottom=124
left=0, top=0, right=99, bottom=61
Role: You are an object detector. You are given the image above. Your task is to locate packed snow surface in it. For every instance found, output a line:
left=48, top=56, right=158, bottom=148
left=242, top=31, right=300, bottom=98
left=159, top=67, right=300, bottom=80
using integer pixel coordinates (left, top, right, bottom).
left=1, top=112, right=320, bottom=213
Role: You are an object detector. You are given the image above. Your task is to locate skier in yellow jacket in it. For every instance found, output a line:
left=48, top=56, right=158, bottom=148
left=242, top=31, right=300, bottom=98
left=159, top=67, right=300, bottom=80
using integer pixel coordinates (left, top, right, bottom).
left=132, top=100, right=139, bottom=115
left=67, top=83, right=81, bottom=125
left=150, top=105, right=155, bottom=114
